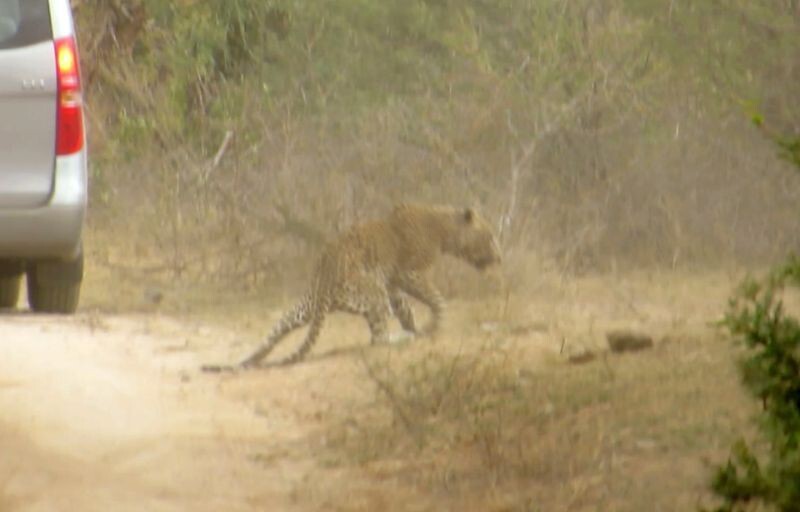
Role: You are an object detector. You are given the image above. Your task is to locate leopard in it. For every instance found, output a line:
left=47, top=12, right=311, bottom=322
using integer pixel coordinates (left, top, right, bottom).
left=207, top=203, right=501, bottom=371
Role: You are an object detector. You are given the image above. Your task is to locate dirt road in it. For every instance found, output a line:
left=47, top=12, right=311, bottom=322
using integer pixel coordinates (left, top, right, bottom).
left=0, top=272, right=744, bottom=511
left=0, top=312, right=379, bottom=512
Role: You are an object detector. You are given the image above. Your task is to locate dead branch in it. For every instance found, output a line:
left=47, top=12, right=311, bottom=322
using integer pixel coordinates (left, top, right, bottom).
left=202, top=130, right=234, bottom=182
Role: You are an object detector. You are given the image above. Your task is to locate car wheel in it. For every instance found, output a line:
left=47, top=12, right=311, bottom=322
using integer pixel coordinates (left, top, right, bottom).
left=0, top=260, right=23, bottom=309
left=27, top=249, right=83, bottom=314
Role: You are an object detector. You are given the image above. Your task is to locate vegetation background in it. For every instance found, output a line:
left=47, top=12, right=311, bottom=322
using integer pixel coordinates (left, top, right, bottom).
left=59, top=2, right=800, bottom=510
left=73, top=0, right=800, bottom=295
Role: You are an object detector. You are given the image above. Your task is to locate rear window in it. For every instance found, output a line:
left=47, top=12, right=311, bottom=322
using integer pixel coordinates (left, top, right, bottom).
left=0, top=0, right=51, bottom=49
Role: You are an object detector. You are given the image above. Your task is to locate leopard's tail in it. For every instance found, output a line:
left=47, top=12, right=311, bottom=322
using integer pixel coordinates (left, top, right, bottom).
left=241, top=253, right=334, bottom=368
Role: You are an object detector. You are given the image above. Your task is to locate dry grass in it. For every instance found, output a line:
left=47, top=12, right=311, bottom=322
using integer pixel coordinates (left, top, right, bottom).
left=326, top=337, right=754, bottom=511
left=77, top=225, right=765, bottom=511
left=309, top=271, right=760, bottom=511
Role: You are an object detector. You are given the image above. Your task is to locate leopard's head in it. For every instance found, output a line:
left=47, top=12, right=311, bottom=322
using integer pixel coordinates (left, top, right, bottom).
left=452, top=208, right=502, bottom=271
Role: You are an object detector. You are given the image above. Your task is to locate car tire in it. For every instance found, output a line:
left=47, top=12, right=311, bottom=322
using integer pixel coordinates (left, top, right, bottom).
left=0, top=260, right=23, bottom=309
left=27, top=249, right=83, bottom=314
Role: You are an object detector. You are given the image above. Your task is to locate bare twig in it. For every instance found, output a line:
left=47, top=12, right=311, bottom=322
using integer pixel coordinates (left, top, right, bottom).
left=212, top=130, right=234, bottom=168
left=203, top=130, right=234, bottom=182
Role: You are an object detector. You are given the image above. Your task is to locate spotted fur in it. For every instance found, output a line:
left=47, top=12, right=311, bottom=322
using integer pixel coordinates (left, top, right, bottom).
left=238, top=203, right=501, bottom=368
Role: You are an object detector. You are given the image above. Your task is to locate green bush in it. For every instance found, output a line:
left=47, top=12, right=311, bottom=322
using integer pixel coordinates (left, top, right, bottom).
left=709, top=120, right=800, bottom=510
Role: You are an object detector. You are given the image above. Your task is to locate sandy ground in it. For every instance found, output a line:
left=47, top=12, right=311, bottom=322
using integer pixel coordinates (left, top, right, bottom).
left=0, top=311, right=386, bottom=512
left=0, top=270, right=747, bottom=511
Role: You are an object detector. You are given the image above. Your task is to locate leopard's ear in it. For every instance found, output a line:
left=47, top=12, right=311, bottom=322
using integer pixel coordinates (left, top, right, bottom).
left=463, top=208, right=475, bottom=224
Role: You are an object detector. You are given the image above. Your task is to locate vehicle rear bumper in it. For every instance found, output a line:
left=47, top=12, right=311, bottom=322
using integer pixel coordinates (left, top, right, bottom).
left=0, top=151, right=86, bottom=260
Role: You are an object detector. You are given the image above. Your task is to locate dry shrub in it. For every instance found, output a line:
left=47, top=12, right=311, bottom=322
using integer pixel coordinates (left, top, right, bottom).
left=78, top=0, right=800, bottom=303
left=333, top=346, right=531, bottom=475
left=327, top=334, right=757, bottom=510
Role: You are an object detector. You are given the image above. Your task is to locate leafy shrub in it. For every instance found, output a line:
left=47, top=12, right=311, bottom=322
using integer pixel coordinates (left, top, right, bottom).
left=707, top=130, right=800, bottom=510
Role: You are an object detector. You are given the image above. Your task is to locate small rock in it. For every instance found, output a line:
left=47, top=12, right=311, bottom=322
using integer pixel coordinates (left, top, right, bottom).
left=607, top=330, right=654, bottom=353
left=568, top=349, right=597, bottom=365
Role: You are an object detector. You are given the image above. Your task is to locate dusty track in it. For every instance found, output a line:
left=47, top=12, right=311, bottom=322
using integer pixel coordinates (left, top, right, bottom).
left=0, top=271, right=751, bottom=511
left=0, top=312, right=377, bottom=512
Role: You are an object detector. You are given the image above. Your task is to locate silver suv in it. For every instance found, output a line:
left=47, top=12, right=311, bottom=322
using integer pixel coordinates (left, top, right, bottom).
left=0, top=0, right=86, bottom=313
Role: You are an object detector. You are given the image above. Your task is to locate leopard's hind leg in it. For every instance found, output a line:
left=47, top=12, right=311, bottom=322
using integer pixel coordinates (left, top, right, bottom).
left=272, top=295, right=331, bottom=366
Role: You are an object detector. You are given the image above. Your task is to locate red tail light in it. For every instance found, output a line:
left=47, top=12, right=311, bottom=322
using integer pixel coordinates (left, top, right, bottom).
left=54, top=36, right=84, bottom=155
